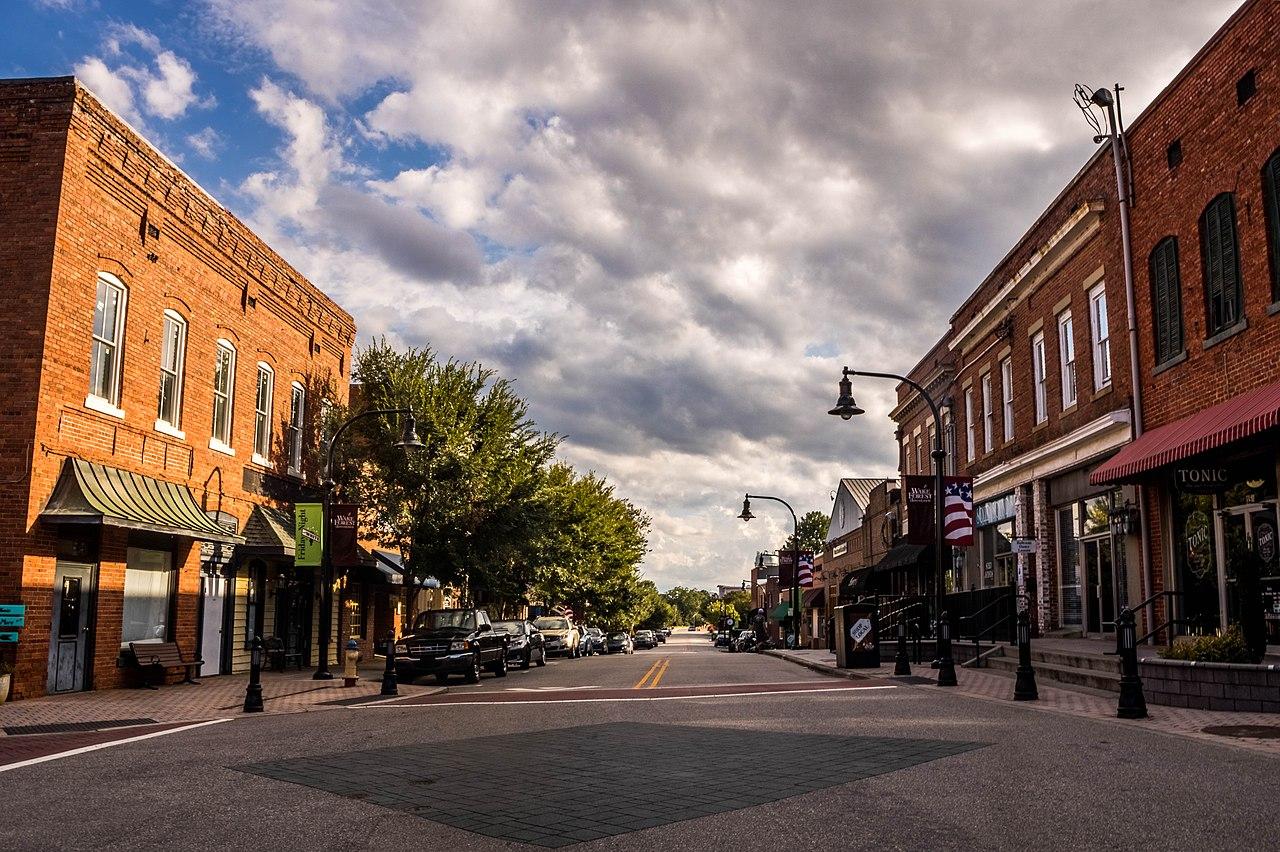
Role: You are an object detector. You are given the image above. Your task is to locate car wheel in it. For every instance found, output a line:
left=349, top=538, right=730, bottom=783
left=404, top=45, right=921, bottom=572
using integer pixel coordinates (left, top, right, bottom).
left=536, top=648, right=547, bottom=667
left=521, top=650, right=532, bottom=670
left=465, top=654, right=481, bottom=684
left=494, top=655, right=508, bottom=678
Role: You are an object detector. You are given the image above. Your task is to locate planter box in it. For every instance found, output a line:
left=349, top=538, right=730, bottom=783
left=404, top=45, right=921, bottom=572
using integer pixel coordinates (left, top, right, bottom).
left=1138, top=658, right=1280, bottom=713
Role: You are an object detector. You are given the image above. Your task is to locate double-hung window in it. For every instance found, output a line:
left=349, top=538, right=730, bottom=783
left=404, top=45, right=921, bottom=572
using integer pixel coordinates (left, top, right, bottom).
left=210, top=340, right=237, bottom=453
left=1000, top=357, right=1013, bottom=442
left=981, top=373, right=993, bottom=452
left=252, top=364, right=273, bottom=465
left=964, top=388, right=975, bottom=462
left=88, top=272, right=128, bottom=415
left=1089, top=285, right=1111, bottom=390
left=155, top=311, right=186, bottom=435
left=1200, top=192, right=1244, bottom=337
left=288, top=382, right=306, bottom=475
left=1031, top=332, right=1047, bottom=424
left=1058, top=311, right=1076, bottom=409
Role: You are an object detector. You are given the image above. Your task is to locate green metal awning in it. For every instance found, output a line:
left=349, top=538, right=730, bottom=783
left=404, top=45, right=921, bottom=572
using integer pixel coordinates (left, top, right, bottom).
left=40, top=458, right=243, bottom=544
left=768, top=601, right=793, bottom=620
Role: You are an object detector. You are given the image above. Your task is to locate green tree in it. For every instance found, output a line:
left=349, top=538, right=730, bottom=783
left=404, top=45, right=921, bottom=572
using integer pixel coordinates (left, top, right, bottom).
left=664, top=586, right=713, bottom=626
left=779, top=510, right=828, bottom=553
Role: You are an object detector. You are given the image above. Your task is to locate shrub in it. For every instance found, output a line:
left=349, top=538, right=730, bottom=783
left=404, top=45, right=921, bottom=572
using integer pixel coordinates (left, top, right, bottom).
left=1159, top=626, right=1257, bottom=664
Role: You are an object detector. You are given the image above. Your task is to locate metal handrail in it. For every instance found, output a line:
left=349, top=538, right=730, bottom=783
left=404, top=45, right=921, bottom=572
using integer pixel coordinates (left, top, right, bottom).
left=1121, top=590, right=1194, bottom=647
left=957, top=591, right=1025, bottom=666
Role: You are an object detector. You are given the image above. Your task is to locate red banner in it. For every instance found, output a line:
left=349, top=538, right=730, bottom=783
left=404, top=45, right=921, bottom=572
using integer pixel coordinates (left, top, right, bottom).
left=904, top=476, right=935, bottom=545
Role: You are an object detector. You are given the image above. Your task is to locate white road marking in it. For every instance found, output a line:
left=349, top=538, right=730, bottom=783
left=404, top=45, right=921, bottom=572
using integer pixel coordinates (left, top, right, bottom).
left=0, top=718, right=232, bottom=774
left=362, top=685, right=897, bottom=708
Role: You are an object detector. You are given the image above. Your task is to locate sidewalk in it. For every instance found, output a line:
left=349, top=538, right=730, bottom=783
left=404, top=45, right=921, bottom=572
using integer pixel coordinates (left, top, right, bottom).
left=0, top=666, right=438, bottom=735
left=767, top=647, right=1280, bottom=756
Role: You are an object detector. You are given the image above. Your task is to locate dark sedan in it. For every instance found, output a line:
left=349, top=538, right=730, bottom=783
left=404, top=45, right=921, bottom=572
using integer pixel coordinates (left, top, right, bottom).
left=605, top=632, right=633, bottom=654
left=494, top=620, right=547, bottom=669
left=633, top=629, right=657, bottom=650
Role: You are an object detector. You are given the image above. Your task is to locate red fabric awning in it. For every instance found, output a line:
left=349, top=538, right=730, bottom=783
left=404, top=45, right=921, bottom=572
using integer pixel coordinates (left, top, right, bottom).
left=1091, top=379, right=1280, bottom=484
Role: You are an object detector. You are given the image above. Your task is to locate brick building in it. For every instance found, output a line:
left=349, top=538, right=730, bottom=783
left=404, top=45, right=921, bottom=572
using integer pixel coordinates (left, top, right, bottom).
left=1090, top=0, right=1280, bottom=648
left=0, top=77, right=368, bottom=699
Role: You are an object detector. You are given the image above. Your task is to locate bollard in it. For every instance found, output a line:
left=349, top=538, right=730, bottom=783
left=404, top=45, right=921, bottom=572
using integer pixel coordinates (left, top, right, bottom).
left=1116, top=608, right=1148, bottom=719
left=243, top=635, right=264, bottom=713
left=893, top=621, right=911, bottom=676
left=381, top=629, right=399, bottom=696
left=1013, top=609, right=1038, bottom=701
left=936, top=611, right=958, bottom=687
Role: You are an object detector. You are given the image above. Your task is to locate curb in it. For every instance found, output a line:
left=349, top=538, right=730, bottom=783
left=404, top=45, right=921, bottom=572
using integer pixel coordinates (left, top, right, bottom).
left=763, top=650, right=869, bottom=682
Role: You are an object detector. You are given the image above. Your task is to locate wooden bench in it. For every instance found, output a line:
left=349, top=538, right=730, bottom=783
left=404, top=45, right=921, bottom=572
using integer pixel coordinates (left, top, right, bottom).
left=128, top=641, right=202, bottom=689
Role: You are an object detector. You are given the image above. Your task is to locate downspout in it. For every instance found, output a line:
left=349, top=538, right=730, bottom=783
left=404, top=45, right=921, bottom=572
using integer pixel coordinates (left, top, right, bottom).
left=1101, top=85, right=1156, bottom=637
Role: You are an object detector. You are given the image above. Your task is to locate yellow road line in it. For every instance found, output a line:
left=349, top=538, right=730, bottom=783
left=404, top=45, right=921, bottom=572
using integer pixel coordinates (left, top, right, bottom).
left=633, top=658, right=663, bottom=689
left=647, top=658, right=671, bottom=688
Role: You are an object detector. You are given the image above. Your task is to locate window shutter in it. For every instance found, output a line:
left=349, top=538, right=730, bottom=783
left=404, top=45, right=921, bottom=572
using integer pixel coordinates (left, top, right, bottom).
left=1217, top=195, right=1241, bottom=327
left=1150, top=237, right=1184, bottom=365
left=1265, top=152, right=1280, bottom=301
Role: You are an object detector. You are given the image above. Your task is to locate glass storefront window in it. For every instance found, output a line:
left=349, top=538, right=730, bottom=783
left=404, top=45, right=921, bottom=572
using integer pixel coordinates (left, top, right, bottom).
left=1173, top=492, right=1219, bottom=631
left=1057, top=505, right=1083, bottom=627
left=121, top=547, right=173, bottom=645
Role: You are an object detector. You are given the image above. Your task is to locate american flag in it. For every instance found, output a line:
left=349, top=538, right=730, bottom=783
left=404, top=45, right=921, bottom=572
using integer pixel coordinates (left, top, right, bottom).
left=943, top=478, right=975, bottom=547
left=797, top=552, right=814, bottom=587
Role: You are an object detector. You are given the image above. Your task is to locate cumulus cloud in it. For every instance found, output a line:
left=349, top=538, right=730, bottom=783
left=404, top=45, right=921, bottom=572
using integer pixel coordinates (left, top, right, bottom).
left=206, top=0, right=1240, bottom=589
left=186, top=126, right=221, bottom=159
left=74, top=25, right=212, bottom=131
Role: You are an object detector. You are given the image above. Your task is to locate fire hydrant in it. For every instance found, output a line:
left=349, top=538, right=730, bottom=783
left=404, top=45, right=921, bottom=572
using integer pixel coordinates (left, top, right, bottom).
left=343, top=638, right=360, bottom=687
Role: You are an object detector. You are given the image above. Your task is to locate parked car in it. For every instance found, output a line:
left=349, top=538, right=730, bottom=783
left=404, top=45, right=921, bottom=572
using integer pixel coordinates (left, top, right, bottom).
left=605, top=631, right=633, bottom=654
left=533, top=615, right=580, bottom=657
left=633, top=629, right=658, bottom=650
left=580, top=626, right=605, bottom=656
left=493, top=620, right=547, bottom=669
left=654, top=630, right=666, bottom=644
left=395, top=608, right=509, bottom=684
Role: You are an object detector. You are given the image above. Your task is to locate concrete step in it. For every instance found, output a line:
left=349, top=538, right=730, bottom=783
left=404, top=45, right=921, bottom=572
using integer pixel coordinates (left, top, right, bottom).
left=978, top=651, right=1121, bottom=693
left=1029, top=647, right=1121, bottom=674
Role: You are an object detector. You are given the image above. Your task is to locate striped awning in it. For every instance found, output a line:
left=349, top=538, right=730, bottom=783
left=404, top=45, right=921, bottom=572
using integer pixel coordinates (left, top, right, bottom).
left=40, top=458, right=243, bottom=543
left=1090, top=379, right=1280, bottom=484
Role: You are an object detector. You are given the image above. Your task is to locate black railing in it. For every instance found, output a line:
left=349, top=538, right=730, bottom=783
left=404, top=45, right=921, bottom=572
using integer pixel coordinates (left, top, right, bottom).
left=957, top=590, right=1023, bottom=666
left=1128, top=589, right=1207, bottom=646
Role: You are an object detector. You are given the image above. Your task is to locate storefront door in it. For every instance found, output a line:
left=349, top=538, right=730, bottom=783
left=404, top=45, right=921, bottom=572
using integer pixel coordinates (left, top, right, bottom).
left=1216, top=502, right=1279, bottom=639
left=47, top=562, right=95, bottom=694
left=199, top=574, right=228, bottom=676
left=1081, top=535, right=1115, bottom=634
left=276, top=574, right=313, bottom=664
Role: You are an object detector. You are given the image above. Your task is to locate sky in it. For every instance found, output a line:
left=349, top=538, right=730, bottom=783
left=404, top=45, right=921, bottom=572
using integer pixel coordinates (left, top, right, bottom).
left=3, top=0, right=1242, bottom=591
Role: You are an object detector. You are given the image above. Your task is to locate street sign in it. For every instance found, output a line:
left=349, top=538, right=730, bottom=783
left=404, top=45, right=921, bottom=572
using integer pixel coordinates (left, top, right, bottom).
left=0, top=632, right=17, bottom=643
left=0, top=615, right=23, bottom=628
left=1011, top=538, right=1038, bottom=555
left=0, top=604, right=24, bottom=617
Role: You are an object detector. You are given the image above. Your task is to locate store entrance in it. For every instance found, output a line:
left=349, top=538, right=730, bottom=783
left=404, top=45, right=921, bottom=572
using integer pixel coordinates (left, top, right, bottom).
left=1081, top=534, right=1116, bottom=634
left=1216, top=501, right=1279, bottom=645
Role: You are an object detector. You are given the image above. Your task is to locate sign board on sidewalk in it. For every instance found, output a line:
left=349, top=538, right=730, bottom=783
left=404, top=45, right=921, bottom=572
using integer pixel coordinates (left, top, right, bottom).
left=1011, top=538, right=1038, bottom=555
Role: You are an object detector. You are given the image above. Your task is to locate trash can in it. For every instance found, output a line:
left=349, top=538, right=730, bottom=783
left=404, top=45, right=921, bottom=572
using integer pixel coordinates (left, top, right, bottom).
left=834, top=602, right=880, bottom=668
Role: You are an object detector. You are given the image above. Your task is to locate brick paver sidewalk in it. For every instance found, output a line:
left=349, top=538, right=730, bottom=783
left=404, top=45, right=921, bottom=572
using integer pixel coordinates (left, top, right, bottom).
left=0, top=667, right=437, bottom=735
left=768, top=648, right=1280, bottom=756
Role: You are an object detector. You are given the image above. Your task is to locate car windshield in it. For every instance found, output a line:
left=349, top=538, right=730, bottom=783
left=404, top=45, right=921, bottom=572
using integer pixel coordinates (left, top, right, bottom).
left=493, top=621, right=524, bottom=635
left=609, top=633, right=627, bottom=640
left=587, top=628, right=603, bottom=637
left=413, top=610, right=476, bottom=631
left=534, top=618, right=569, bottom=630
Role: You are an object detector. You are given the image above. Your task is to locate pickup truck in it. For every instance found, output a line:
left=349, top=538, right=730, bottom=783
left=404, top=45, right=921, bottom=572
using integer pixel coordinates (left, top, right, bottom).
left=394, top=608, right=510, bottom=684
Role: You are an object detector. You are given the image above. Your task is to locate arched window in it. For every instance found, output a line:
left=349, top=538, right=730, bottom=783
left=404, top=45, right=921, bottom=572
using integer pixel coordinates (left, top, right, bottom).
left=1261, top=148, right=1280, bottom=303
left=252, top=362, right=274, bottom=464
left=1199, top=193, right=1243, bottom=336
left=88, top=271, right=128, bottom=412
left=156, top=310, right=187, bottom=433
left=288, top=381, right=306, bottom=475
left=210, top=339, right=237, bottom=452
left=1149, top=237, right=1184, bottom=365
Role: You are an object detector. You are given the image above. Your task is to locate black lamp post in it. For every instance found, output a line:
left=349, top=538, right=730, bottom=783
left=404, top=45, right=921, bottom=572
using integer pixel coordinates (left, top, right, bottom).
left=739, top=494, right=800, bottom=649
left=829, top=366, right=956, bottom=687
left=313, top=408, right=423, bottom=680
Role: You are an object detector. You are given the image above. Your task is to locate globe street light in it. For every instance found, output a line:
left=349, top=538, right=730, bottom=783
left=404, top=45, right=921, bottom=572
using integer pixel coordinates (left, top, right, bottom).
left=828, top=366, right=956, bottom=687
left=314, top=408, right=423, bottom=680
left=738, top=493, right=801, bottom=649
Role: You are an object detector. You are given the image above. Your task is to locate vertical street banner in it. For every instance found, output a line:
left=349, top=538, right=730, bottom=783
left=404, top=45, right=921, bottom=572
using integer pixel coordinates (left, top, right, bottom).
left=942, top=477, right=975, bottom=547
left=777, top=550, right=796, bottom=586
left=797, top=551, right=814, bottom=587
left=295, top=503, right=324, bottom=567
left=330, top=503, right=362, bottom=568
left=904, top=475, right=935, bottom=545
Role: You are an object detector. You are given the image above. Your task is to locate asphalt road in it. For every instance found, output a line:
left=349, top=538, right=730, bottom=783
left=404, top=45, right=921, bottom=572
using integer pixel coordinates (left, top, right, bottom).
left=1, top=631, right=1277, bottom=851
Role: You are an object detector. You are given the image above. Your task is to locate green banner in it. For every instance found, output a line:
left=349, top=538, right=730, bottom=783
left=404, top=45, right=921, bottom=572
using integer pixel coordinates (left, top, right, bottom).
left=295, top=503, right=324, bottom=567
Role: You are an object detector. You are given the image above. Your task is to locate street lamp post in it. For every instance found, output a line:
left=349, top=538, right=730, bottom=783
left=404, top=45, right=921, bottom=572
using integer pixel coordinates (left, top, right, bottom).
left=738, top=494, right=800, bottom=650
left=313, top=408, right=423, bottom=680
left=829, top=367, right=957, bottom=687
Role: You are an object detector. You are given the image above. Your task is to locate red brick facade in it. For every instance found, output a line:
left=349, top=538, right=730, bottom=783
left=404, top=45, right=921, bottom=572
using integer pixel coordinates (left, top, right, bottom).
left=0, top=78, right=356, bottom=698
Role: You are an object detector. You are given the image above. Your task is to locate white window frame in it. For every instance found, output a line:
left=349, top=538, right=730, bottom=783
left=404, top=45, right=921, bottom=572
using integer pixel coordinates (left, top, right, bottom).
left=154, top=310, right=187, bottom=438
left=209, top=339, right=237, bottom=455
left=288, top=381, right=306, bottom=475
left=1058, top=310, right=1076, bottom=409
left=964, top=388, right=975, bottom=462
left=981, top=373, right=993, bottom=452
left=86, top=271, right=128, bottom=418
left=252, top=363, right=274, bottom=466
left=1032, top=332, right=1047, bottom=424
left=1089, top=284, right=1111, bottom=390
left=1000, top=357, right=1014, bottom=442
left=915, top=435, right=924, bottom=476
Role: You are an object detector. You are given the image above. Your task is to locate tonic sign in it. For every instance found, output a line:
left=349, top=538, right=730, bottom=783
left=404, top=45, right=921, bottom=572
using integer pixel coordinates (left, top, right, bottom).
left=1174, top=466, right=1230, bottom=494
left=1256, top=520, right=1277, bottom=569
